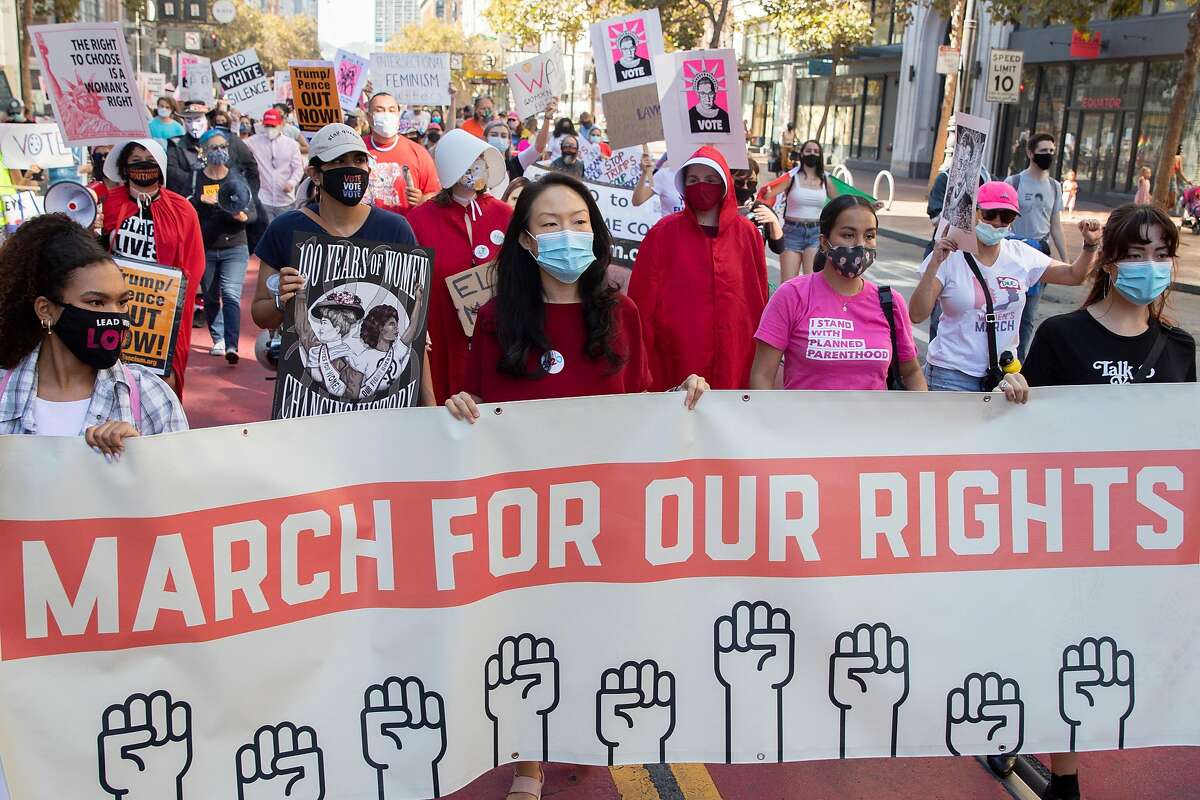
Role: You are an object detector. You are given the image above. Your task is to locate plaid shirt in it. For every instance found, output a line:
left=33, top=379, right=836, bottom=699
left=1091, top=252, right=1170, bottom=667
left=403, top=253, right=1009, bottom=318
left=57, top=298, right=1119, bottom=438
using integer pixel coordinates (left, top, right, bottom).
left=0, top=344, right=189, bottom=436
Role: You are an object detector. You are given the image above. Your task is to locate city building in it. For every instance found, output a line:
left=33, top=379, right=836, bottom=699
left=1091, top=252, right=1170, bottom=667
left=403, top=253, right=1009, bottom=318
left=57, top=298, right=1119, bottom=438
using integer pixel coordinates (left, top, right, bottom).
left=248, top=0, right=318, bottom=16
left=0, top=0, right=20, bottom=101
left=375, top=0, right=421, bottom=49
left=738, top=1, right=1200, bottom=204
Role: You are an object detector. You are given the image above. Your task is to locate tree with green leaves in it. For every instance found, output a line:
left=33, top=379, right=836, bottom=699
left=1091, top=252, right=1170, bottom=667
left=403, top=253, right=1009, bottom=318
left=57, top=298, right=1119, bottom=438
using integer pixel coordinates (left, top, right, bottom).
left=626, top=0, right=707, bottom=49
left=385, top=20, right=499, bottom=96
left=761, top=0, right=874, bottom=139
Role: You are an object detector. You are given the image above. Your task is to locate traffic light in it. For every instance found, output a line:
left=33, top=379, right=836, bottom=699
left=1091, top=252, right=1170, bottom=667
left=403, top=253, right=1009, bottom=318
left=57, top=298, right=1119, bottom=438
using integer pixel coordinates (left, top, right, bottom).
left=205, top=32, right=219, bottom=50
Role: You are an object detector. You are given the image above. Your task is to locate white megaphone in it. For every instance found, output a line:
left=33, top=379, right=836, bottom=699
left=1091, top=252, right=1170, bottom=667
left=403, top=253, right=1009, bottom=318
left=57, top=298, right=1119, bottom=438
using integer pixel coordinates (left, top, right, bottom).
left=44, top=181, right=98, bottom=229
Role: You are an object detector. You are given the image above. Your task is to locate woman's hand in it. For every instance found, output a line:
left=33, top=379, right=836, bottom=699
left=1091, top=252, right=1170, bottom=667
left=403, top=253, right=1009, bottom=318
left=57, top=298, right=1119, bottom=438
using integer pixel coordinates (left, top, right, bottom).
left=675, top=374, right=709, bottom=409
left=751, top=203, right=782, bottom=238
left=445, top=392, right=481, bottom=423
left=995, top=373, right=1030, bottom=404
left=86, top=421, right=139, bottom=460
left=200, top=192, right=218, bottom=205
left=1077, top=218, right=1102, bottom=247
left=930, top=237, right=959, bottom=267
left=277, top=266, right=306, bottom=305
left=640, top=153, right=654, bottom=174
left=232, top=210, right=249, bottom=222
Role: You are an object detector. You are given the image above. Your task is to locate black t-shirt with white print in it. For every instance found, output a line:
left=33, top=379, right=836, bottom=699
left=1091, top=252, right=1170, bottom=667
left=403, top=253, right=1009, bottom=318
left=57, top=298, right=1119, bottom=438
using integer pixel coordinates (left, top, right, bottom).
left=1023, top=308, right=1196, bottom=386
left=111, top=195, right=158, bottom=262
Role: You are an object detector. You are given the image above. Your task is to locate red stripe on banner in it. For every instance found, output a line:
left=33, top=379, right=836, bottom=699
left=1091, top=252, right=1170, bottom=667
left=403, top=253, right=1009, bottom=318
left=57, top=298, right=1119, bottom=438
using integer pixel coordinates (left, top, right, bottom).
left=1, top=451, right=1196, bottom=659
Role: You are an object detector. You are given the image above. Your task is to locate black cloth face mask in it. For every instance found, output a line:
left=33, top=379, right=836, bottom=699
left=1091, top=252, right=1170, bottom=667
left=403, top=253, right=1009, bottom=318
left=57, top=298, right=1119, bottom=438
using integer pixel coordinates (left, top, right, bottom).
left=321, top=166, right=368, bottom=205
left=52, top=304, right=129, bottom=370
left=1032, top=152, right=1054, bottom=170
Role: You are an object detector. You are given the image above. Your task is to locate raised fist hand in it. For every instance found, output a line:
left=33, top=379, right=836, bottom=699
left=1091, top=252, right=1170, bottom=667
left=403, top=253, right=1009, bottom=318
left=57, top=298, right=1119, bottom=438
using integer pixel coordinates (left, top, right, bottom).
left=361, top=676, right=447, bottom=798
left=596, top=660, right=676, bottom=764
left=235, top=722, right=324, bottom=800
left=1060, top=636, right=1134, bottom=751
left=829, top=622, right=909, bottom=758
left=98, top=690, right=192, bottom=800
left=715, top=601, right=795, bottom=763
left=485, top=634, right=560, bottom=765
left=946, top=672, right=1023, bottom=757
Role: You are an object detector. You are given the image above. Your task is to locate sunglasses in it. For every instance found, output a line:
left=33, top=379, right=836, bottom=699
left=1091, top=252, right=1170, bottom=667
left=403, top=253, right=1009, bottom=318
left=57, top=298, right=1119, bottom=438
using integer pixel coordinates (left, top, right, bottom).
left=981, top=208, right=1018, bottom=225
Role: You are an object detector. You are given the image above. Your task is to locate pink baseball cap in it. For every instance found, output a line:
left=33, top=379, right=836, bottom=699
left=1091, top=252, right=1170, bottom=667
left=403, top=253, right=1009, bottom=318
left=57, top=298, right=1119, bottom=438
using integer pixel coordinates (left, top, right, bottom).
left=977, top=181, right=1021, bottom=214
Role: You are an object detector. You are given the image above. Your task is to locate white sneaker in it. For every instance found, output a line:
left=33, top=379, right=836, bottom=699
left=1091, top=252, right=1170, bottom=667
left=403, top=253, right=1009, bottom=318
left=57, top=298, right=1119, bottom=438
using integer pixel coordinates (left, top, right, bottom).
left=209, top=341, right=226, bottom=356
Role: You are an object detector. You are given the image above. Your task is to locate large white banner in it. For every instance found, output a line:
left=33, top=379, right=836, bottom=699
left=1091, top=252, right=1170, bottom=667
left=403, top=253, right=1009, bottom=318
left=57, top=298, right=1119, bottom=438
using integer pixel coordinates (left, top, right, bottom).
left=1, top=388, right=1198, bottom=800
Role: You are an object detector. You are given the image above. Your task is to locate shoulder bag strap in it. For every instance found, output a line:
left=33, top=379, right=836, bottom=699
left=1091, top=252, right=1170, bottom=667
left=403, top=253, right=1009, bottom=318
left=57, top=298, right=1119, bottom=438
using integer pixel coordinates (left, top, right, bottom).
left=1133, top=327, right=1168, bottom=383
left=878, top=285, right=901, bottom=390
left=963, top=252, right=1000, bottom=373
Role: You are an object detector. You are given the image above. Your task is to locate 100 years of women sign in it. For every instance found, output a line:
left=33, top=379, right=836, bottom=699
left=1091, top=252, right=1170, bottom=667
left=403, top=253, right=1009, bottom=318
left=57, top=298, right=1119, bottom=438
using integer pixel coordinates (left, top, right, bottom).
left=0, top=388, right=1197, bottom=799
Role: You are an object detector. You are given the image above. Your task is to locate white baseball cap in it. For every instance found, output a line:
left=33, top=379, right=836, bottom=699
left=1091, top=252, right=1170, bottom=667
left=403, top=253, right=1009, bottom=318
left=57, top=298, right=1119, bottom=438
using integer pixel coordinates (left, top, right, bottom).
left=434, top=128, right=505, bottom=189
left=103, top=138, right=167, bottom=184
left=308, top=123, right=373, bottom=164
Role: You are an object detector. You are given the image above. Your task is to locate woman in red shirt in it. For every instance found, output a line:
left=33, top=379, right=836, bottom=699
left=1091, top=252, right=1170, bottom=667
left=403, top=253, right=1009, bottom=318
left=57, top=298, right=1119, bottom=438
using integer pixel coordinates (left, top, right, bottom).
left=408, top=129, right=511, bottom=403
left=445, top=171, right=706, bottom=800
left=100, top=138, right=205, bottom=399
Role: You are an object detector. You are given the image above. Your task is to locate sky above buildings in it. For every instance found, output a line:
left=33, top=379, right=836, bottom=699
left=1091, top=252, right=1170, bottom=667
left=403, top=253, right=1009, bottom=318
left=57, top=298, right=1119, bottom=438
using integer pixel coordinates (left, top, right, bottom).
left=318, top=0, right=373, bottom=55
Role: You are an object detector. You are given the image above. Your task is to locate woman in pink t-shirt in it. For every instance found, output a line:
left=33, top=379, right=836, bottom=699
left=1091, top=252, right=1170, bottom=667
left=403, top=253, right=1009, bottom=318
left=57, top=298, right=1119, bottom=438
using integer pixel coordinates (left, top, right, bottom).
left=749, top=195, right=928, bottom=391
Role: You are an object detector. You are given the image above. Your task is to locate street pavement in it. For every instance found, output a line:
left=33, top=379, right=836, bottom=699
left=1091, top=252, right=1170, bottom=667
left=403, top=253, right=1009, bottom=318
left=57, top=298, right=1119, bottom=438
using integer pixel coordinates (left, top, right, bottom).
left=183, top=247, right=1200, bottom=799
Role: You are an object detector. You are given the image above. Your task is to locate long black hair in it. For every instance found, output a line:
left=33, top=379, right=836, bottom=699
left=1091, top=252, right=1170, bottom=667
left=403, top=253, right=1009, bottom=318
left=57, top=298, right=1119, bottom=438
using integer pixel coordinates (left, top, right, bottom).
left=0, top=214, right=114, bottom=368
left=494, top=172, right=623, bottom=378
left=798, top=139, right=825, bottom=183
left=812, top=195, right=878, bottom=272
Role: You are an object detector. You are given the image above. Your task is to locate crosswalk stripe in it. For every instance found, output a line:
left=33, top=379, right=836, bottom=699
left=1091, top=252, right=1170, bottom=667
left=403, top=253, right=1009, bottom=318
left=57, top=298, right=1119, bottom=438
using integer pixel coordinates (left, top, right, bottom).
left=609, top=765, right=665, bottom=800
left=669, top=764, right=723, bottom=799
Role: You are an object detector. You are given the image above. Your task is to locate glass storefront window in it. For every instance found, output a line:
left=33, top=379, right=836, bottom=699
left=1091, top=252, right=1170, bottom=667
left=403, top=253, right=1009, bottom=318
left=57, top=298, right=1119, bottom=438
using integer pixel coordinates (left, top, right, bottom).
left=860, top=77, right=884, bottom=160
left=1034, top=65, right=1069, bottom=141
left=1070, top=62, right=1144, bottom=110
left=1135, top=61, right=1182, bottom=186
left=871, top=0, right=894, bottom=45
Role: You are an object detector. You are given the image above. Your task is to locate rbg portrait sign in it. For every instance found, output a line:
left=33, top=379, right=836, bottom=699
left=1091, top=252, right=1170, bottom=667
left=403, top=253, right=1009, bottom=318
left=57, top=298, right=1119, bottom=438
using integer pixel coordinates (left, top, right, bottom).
left=0, top=387, right=1197, bottom=799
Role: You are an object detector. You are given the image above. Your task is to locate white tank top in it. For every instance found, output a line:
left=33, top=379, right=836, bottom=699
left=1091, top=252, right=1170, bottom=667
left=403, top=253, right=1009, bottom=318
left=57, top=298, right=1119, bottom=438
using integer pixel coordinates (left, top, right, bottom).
left=786, top=176, right=827, bottom=221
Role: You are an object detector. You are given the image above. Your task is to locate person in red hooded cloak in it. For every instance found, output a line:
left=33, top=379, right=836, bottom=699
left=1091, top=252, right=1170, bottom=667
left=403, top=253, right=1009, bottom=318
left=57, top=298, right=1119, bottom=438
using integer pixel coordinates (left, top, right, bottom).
left=628, top=146, right=769, bottom=390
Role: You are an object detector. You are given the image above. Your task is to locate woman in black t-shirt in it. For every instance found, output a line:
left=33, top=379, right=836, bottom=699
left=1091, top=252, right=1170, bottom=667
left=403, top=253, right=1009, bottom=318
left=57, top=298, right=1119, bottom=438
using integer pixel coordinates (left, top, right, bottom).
left=1022, top=203, right=1195, bottom=800
left=1024, top=204, right=1196, bottom=391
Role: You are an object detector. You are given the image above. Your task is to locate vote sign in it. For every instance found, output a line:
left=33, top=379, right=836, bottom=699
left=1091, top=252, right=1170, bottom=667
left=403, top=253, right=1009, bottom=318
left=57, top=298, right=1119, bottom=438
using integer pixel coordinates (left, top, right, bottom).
left=985, top=49, right=1023, bottom=104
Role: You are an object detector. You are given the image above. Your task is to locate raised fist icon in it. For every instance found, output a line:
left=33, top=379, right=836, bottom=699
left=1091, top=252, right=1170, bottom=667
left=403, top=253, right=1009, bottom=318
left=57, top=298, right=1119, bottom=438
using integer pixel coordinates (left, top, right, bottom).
left=829, top=622, right=909, bottom=758
left=235, top=722, right=324, bottom=800
left=1060, top=636, right=1134, bottom=751
left=98, top=690, right=192, bottom=800
left=714, top=601, right=795, bottom=762
left=596, top=660, right=676, bottom=764
left=485, top=633, right=560, bottom=765
left=946, top=672, right=1024, bottom=757
left=361, top=676, right=447, bottom=799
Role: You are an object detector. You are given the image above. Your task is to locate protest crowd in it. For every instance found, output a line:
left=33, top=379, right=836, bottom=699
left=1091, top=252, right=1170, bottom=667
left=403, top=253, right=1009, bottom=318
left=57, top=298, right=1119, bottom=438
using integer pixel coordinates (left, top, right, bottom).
left=0, top=14, right=1196, bottom=800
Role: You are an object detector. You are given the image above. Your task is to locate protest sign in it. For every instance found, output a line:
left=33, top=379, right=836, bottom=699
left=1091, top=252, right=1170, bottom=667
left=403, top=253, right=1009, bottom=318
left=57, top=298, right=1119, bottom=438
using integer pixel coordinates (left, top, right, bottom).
left=368, top=52, right=451, bottom=106
left=179, top=53, right=213, bottom=103
left=0, top=123, right=74, bottom=169
left=445, top=261, right=495, bottom=337
left=1, top=387, right=1198, bottom=800
left=114, top=257, right=187, bottom=377
left=655, top=49, right=747, bottom=170
left=527, top=164, right=658, bottom=270
left=601, top=84, right=662, bottom=150
left=333, top=49, right=370, bottom=110
left=138, top=71, right=166, bottom=106
left=506, top=47, right=565, bottom=119
left=591, top=10, right=665, bottom=93
left=213, top=48, right=273, bottom=119
left=28, top=22, right=149, bottom=146
left=583, top=144, right=644, bottom=189
left=272, top=232, right=432, bottom=419
left=935, top=111, right=989, bottom=254
left=0, top=190, right=42, bottom=235
left=274, top=70, right=292, bottom=102
left=288, top=61, right=341, bottom=138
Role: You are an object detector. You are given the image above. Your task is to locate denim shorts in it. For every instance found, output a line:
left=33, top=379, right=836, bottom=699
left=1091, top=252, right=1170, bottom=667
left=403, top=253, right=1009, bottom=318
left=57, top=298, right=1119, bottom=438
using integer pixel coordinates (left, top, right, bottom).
left=782, top=220, right=821, bottom=252
left=925, top=363, right=987, bottom=392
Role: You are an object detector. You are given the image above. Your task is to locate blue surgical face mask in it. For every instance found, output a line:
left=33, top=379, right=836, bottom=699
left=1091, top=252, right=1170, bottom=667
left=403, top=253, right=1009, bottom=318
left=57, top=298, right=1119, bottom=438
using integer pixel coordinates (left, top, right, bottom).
left=487, top=135, right=509, bottom=153
left=975, top=221, right=1009, bottom=246
left=1113, top=260, right=1172, bottom=305
left=156, top=106, right=171, bottom=118
left=527, top=230, right=595, bottom=284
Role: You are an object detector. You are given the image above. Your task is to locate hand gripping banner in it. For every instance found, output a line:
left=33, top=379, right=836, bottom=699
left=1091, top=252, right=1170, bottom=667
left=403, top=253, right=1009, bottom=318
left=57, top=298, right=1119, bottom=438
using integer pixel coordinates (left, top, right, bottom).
left=0, top=387, right=1197, bottom=799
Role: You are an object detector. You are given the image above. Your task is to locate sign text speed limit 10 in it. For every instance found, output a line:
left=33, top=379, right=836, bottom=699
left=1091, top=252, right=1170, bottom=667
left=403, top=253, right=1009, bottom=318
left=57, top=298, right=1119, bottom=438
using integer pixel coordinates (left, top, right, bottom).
left=986, top=49, right=1024, bottom=104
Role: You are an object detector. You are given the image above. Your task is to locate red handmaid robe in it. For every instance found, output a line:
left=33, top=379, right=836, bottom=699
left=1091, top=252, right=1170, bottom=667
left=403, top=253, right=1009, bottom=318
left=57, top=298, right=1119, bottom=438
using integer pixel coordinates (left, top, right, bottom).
left=407, top=194, right=514, bottom=403
left=628, top=146, right=769, bottom=390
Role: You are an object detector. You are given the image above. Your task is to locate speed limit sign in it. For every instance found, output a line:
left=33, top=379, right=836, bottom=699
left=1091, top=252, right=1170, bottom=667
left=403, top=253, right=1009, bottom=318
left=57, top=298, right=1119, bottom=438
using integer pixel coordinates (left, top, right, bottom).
left=986, top=48, right=1023, bottom=104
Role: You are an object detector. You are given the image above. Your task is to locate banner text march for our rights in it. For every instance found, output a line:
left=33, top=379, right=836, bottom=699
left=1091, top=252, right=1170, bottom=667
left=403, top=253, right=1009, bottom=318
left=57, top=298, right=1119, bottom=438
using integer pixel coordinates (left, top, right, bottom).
left=0, top=388, right=1197, bottom=800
